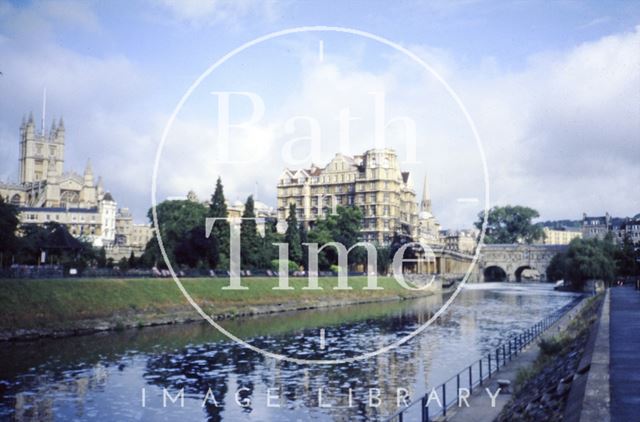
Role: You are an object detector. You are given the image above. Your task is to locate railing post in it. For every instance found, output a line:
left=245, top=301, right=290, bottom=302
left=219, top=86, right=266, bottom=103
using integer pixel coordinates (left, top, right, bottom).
left=488, top=354, right=492, bottom=376
left=399, top=412, right=403, bottom=422
left=442, top=384, right=447, bottom=416
left=422, top=396, right=428, bottom=422
left=496, top=349, right=500, bottom=369
left=479, top=359, right=483, bottom=386
left=469, top=365, right=473, bottom=389
left=502, top=344, right=506, bottom=366
left=508, top=340, right=512, bottom=361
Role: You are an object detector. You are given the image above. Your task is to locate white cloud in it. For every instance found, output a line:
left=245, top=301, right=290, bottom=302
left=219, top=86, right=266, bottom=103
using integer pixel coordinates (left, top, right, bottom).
left=155, top=0, right=280, bottom=27
left=157, top=25, right=640, bottom=227
left=0, top=1, right=156, bottom=222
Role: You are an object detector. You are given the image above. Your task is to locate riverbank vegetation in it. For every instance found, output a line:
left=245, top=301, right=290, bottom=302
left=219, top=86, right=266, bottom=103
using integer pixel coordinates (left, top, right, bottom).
left=498, top=295, right=602, bottom=421
left=0, top=276, right=434, bottom=335
left=546, top=234, right=639, bottom=290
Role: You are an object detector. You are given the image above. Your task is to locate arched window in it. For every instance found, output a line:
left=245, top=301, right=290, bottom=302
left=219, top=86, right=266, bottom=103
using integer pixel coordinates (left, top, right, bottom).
left=10, top=194, right=21, bottom=206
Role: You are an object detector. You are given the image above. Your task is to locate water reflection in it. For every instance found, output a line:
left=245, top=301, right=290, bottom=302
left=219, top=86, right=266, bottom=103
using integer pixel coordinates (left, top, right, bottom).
left=0, top=283, right=580, bottom=421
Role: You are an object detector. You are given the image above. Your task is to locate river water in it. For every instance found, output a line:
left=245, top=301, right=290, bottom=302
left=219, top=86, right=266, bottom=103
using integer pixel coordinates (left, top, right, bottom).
left=0, top=283, right=581, bottom=421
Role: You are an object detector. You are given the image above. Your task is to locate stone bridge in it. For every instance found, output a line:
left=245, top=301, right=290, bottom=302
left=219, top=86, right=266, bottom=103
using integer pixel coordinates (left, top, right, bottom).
left=475, top=244, right=567, bottom=282
left=410, top=243, right=566, bottom=283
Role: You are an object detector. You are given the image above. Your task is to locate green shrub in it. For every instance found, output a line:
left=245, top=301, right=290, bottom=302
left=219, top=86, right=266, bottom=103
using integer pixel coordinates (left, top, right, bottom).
left=270, top=259, right=299, bottom=272
left=538, top=336, right=564, bottom=356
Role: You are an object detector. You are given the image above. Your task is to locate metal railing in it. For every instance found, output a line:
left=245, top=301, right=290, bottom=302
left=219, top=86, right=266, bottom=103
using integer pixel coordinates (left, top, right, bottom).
left=384, top=298, right=580, bottom=422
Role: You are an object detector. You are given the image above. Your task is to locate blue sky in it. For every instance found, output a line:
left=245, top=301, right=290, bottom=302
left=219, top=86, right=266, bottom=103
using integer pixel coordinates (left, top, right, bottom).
left=1, top=0, right=639, bottom=227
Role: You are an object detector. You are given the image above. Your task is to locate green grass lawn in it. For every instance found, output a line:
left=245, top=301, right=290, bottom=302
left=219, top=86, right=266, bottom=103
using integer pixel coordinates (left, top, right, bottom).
left=0, top=276, right=430, bottom=329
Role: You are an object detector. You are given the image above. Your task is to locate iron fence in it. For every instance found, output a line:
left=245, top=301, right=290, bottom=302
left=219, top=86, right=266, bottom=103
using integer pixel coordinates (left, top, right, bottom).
left=384, top=298, right=581, bottom=422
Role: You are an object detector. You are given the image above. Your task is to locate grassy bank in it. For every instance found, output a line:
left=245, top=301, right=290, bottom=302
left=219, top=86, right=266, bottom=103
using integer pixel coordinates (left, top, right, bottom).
left=0, top=276, right=435, bottom=336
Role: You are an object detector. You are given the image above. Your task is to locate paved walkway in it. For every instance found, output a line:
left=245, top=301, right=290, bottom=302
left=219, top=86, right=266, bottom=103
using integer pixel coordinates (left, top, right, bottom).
left=609, top=286, right=640, bottom=421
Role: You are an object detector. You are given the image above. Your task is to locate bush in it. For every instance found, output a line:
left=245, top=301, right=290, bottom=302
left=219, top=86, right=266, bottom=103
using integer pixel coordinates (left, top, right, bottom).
left=538, top=336, right=565, bottom=356
left=270, top=259, right=298, bottom=272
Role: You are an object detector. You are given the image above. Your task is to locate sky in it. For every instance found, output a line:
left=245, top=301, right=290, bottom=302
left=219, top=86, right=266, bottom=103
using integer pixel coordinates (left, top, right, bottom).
left=0, top=0, right=639, bottom=227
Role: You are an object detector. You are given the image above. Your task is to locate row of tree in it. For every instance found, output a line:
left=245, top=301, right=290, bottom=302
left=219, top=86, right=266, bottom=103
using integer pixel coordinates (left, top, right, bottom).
left=547, top=233, right=640, bottom=290
left=142, top=177, right=397, bottom=272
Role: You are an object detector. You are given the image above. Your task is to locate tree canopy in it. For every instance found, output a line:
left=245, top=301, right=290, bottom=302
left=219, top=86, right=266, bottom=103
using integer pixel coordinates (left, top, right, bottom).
left=144, top=199, right=208, bottom=268
left=475, top=205, right=544, bottom=244
left=546, top=236, right=616, bottom=290
left=307, top=206, right=364, bottom=270
left=0, top=196, right=20, bottom=268
left=208, top=177, right=230, bottom=269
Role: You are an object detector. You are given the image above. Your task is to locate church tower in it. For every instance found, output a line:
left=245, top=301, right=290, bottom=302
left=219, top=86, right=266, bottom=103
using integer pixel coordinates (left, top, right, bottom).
left=81, top=159, right=97, bottom=207
left=44, top=155, right=60, bottom=207
left=19, top=113, right=37, bottom=184
left=18, top=111, right=65, bottom=184
left=420, top=174, right=432, bottom=213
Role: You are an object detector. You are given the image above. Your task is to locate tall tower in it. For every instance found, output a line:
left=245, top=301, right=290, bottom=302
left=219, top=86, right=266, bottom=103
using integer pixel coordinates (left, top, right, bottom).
left=81, top=159, right=97, bottom=206
left=19, top=113, right=37, bottom=184
left=420, top=174, right=432, bottom=213
left=18, top=111, right=65, bottom=184
left=45, top=155, right=60, bottom=207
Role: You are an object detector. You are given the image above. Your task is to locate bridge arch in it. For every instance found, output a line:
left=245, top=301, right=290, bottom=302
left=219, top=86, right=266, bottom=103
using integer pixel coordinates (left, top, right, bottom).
left=515, top=265, right=533, bottom=282
left=484, top=265, right=507, bottom=282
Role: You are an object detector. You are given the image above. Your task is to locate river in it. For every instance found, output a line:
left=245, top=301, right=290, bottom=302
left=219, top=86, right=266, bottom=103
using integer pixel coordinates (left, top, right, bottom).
left=0, top=283, right=581, bottom=421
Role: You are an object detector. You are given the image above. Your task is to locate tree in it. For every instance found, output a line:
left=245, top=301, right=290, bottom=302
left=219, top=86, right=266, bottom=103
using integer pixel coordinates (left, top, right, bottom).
left=259, top=219, right=282, bottom=269
left=307, top=206, right=364, bottom=270
left=299, top=222, right=309, bottom=270
left=240, top=195, right=261, bottom=269
left=147, top=199, right=208, bottom=268
left=0, top=196, right=20, bottom=267
left=96, top=247, right=107, bottom=268
left=376, top=245, right=391, bottom=275
left=128, top=250, right=137, bottom=269
left=209, top=177, right=230, bottom=269
left=614, top=233, right=638, bottom=276
left=475, top=205, right=544, bottom=244
left=546, top=253, right=567, bottom=282
left=118, top=257, right=130, bottom=271
left=547, top=237, right=616, bottom=290
left=285, top=203, right=303, bottom=265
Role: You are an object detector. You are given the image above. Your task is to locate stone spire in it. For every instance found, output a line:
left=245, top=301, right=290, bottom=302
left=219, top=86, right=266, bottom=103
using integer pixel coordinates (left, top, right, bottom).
left=420, top=174, right=431, bottom=213
left=47, top=155, right=57, bottom=180
left=50, top=119, right=57, bottom=139
left=83, top=159, right=94, bottom=186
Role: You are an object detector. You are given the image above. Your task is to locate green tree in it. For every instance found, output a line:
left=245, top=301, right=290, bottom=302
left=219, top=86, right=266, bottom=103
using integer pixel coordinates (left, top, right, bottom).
left=240, top=195, right=261, bottom=269
left=376, top=245, right=391, bottom=275
left=259, top=219, right=282, bottom=269
left=475, top=205, right=544, bottom=244
left=285, top=203, right=303, bottom=265
left=146, top=199, right=208, bottom=268
left=548, top=237, right=616, bottom=290
left=299, top=222, right=309, bottom=270
left=128, top=250, right=137, bottom=269
left=96, top=247, right=107, bottom=268
left=0, top=196, right=20, bottom=267
left=614, top=233, right=638, bottom=276
left=209, top=177, right=230, bottom=269
left=307, top=206, right=364, bottom=269
left=546, top=253, right=567, bottom=282
left=118, top=256, right=130, bottom=271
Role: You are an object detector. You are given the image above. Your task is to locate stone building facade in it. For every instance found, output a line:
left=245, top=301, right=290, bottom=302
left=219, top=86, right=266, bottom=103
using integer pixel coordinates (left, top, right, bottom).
left=581, top=213, right=612, bottom=240
left=542, top=227, right=582, bottom=245
left=277, top=149, right=427, bottom=245
left=0, top=113, right=151, bottom=254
